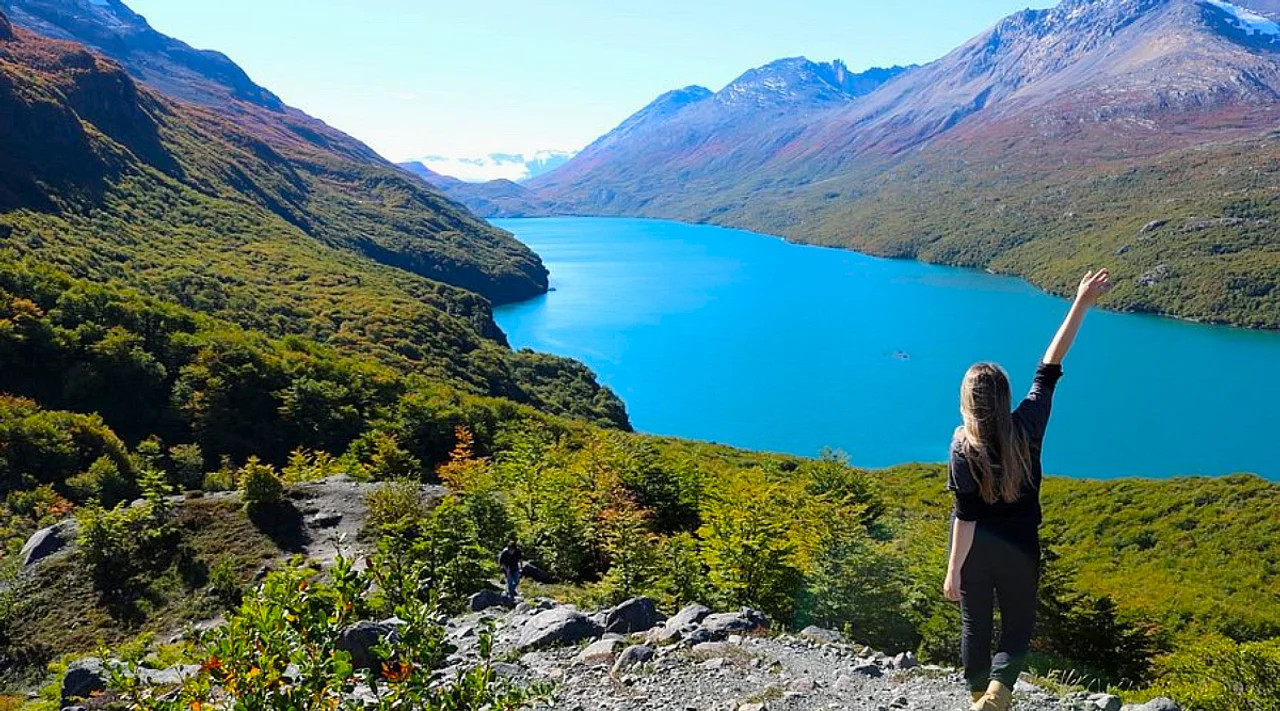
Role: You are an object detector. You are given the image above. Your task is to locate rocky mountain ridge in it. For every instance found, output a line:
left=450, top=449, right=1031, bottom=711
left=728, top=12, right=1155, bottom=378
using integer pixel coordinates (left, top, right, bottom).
left=498, top=0, right=1280, bottom=328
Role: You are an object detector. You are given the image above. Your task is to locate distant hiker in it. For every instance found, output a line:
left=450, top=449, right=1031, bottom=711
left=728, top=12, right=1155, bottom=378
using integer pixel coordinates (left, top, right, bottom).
left=943, top=269, right=1112, bottom=711
left=499, top=540, right=524, bottom=598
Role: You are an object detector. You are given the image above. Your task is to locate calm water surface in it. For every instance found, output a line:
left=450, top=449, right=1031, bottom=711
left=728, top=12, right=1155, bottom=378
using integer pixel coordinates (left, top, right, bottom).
left=493, top=217, right=1280, bottom=479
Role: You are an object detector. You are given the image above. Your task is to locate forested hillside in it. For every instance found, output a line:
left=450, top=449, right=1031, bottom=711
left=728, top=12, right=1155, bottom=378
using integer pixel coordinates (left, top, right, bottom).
left=0, top=12, right=625, bottom=427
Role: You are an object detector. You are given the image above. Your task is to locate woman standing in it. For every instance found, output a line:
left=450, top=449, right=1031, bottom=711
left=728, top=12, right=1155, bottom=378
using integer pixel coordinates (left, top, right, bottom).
left=943, top=269, right=1112, bottom=711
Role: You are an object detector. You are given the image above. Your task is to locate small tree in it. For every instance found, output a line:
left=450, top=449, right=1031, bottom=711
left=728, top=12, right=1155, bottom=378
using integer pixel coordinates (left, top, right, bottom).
left=655, top=532, right=706, bottom=607
left=697, top=469, right=804, bottom=620
left=167, top=443, right=205, bottom=490
left=239, top=457, right=284, bottom=511
left=596, top=497, right=659, bottom=604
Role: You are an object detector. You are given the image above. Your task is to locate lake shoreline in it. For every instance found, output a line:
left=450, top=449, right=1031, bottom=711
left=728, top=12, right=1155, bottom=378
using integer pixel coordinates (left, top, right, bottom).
left=493, top=216, right=1280, bottom=480
left=500, top=213, right=1270, bottom=333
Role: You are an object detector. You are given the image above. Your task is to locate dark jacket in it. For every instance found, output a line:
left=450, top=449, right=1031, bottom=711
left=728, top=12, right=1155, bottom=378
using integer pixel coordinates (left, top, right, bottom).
left=947, top=362, right=1062, bottom=541
left=498, top=546, right=523, bottom=573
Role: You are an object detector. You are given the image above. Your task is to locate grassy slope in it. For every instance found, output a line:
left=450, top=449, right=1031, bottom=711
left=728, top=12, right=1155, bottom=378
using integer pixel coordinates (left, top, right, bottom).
left=3, top=498, right=281, bottom=670
left=0, top=21, right=625, bottom=427
left=8, top=452, right=1275, bottom=671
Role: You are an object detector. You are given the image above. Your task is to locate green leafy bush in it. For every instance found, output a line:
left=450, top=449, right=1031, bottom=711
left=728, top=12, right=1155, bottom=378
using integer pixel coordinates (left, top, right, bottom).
left=238, top=457, right=284, bottom=511
left=0, top=396, right=135, bottom=498
left=64, top=455, right=135, bottom=506
left=1150, top=637, right=1280, bottom=711
left=207, top=557, right=243, bottom=611
left=76, top=494, right=177, bottom=597
left=369, top=497, right=493, bottom=615
left=107, top=555, right=550, bottom=710
left=797, top=535, right=916, bottom=653
left=167, top=443, right=205, bottom=491
left=365, top=479, right=426, bottom=530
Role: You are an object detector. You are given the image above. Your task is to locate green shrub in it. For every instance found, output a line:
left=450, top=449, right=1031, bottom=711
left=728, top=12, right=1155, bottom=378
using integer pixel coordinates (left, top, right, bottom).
left=1150, top=637, right=1280, bottom=711
left=64, top=455, right=135, bottom=506
left=797, top=535, right=917, bottom=652
left=281, top=448, right=346, bottom=484
left=350, top=432, right=422, bottom=481
left=167, top=443, right=205, bottom=491
left=654, top=532, right=706, bottom=608
left=238, top=457, right=284, bottom=511
left=595, top=499, right=659, bottom=605
left=76, top=495, right=176, bottom=596
left=697, top=469, right=805, bottom=621
left=207, top=557, right=242, bottom=610
left=365, top=479, right=426, bottom=530
left=371, top=497, right=493, bottom=615
left=0, top=396, right=135, bottom=497
left=108, top=555, right=551, bottom=709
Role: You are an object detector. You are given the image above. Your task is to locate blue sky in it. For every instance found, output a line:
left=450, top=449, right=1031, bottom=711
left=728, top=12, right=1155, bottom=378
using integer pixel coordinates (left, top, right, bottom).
left=126, top=0, right=1053, bottom=163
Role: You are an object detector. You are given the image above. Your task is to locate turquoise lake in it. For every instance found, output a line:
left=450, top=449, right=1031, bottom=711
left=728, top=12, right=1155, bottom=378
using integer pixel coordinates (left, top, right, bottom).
left=492, top=217, right=1280, bottom=479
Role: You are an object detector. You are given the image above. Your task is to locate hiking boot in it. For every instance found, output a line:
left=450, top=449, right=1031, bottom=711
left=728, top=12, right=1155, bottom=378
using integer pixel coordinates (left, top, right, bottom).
left=970, top=680, right=1012, bottom=711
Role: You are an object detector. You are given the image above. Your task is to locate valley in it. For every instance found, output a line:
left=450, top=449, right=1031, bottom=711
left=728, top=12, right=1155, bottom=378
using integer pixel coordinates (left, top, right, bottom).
left=0, top=0, right=1278, bottom=708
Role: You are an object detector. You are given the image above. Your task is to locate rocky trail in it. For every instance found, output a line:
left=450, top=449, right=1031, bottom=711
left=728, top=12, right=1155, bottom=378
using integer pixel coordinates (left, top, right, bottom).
left=436, top=596, right=1178, bottom=711
left=56, top=590, right=1183, bottom=711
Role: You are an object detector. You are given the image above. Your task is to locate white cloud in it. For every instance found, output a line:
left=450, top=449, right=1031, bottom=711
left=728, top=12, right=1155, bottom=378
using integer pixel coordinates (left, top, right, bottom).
left=412, top=151, right=575, bottom=183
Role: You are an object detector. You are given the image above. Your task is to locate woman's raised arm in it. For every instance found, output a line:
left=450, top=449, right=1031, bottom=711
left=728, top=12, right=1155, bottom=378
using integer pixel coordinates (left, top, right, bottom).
left=1042, top=269, right=1111, bottom=365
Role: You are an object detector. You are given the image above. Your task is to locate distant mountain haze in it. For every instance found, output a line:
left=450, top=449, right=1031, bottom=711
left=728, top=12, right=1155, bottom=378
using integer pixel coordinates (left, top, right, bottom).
left=399, top=161, right=562, bottom=218
left=401, top=151, right=575, bottom=183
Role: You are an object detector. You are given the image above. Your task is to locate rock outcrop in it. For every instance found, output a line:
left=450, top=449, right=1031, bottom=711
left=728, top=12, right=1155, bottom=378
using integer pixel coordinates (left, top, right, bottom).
left=19, top=520, right=77, bottom=567
left=517, top=606, right=603, bottom=651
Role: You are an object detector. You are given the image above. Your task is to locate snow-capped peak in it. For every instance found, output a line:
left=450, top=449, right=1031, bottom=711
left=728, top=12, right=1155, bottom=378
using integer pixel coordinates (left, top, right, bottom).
left=1204, top=0, right=1280, bottom=36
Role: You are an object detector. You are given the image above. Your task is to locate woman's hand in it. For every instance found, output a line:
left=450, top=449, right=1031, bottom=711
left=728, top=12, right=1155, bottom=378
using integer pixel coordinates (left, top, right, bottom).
left=1075, top=268, right=1112, bottom=307
left=943, top=567, right=962, bottom=602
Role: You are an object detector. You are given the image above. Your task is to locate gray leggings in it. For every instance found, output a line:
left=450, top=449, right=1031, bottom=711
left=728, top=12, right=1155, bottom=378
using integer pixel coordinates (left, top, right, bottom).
left=960, top=532, right=1039, bottom=691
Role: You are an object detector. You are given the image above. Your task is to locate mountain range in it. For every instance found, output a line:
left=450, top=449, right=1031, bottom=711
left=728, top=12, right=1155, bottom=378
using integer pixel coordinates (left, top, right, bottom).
left=0, top=0, right=625, bottom=425
left=432, top=0, right=1280, bottom=328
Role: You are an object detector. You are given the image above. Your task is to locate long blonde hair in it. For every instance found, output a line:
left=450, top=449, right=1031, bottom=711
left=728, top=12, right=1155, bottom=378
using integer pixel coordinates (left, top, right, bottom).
left=959, top=362, right=1032, bottom=504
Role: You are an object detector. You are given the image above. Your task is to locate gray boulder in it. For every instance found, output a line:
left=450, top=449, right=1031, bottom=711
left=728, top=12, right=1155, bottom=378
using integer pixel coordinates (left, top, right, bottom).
left=679, top=626, right=716, bottom=647
left=21, top=520, right=77, bottom=567
left=798, top=625, right=842, bottom=644
left=600, top=596, right=664, bottom=634
left=518, top=606, right=603, bottom=650
left=468, top=589, right=514, bottom=612
left=337, top=620, right=402, bottom=669
left=698, top=608, right=767, bottom=639
left=851, top=661, right=883, bottom=677
left=61, top=658, right=108, bottom=706
left=1092, top=694, right=1122, bottom=711
left=520, top=561, right=554, bottom=584
left=611, top=644, right=654, bottom=674
left=891, top=651, right=918, bottom=670
left=1137, top=699, right=1180, bottom=711
left=575, top=638, right=623, bottom=666
left=645, top=624, right=684, bottom=645
left=667, top=602, right=712, bottom=630
left=491, top=662, right=525, bottom=679
left=137, top=664, right=201, bottom=686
